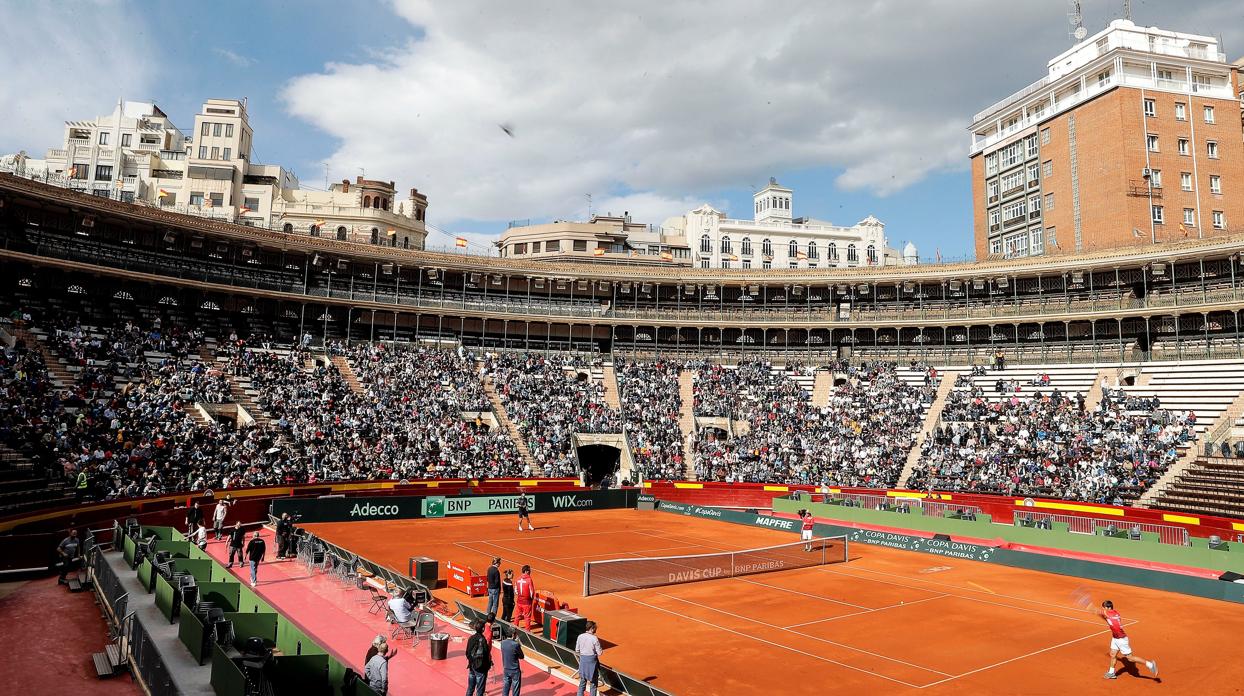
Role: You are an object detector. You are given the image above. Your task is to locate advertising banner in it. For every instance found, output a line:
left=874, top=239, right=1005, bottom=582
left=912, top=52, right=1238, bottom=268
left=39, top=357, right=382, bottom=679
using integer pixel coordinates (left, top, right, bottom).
left=272, top=488, right=638, bottom=523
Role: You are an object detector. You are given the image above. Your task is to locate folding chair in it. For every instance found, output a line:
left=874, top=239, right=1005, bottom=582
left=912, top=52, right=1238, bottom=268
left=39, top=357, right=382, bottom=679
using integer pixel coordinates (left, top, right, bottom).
left=366, top=585, right=388, bottom=615
left=408, top=609, right=437, bottom=647
left=385, top=607, right=417, bottom=641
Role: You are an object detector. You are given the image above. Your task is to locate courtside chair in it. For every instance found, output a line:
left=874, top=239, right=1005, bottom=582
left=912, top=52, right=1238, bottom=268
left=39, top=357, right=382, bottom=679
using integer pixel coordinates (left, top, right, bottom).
left=409, top=609, right=437, bottom=647
left=385, top=606, right=417, bottom=641
left=366, top=585, right=388, bottom=614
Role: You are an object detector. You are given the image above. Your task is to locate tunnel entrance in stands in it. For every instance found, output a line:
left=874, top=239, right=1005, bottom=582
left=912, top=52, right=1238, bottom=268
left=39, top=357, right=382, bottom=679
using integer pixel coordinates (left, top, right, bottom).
left=577, top=444, right=620, bottom=486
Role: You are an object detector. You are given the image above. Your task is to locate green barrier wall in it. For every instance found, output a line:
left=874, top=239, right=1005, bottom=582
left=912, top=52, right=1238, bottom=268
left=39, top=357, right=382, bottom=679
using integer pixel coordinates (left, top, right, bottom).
left=277, top=619, right=325, bottom=657
left=122, top=534, right=137, bottom=566
left=209, top=643, right=247, bottom=696
left=137, top=558, right=155, bottom=593
left=197, top=581, right=240, bottom=613
left=655, top=499, right=1244, bottom=606
left=171, top=558, right=215, bottom=582
left=225, top=611, right=278, bottom=646
left=771, top=497, right=1244, bottom=573
left=153, top=540, right=194, bottom=559
left=154, top=573, right=177, bottom=623
left=178, top=607, right=208, bottom=665
left=236, top=585, right=274, bottom=615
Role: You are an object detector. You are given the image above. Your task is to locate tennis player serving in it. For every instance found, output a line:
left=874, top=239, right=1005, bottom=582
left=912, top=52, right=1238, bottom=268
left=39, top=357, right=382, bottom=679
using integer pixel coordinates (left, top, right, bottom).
left=1098, top=600, right=1158, bottom=680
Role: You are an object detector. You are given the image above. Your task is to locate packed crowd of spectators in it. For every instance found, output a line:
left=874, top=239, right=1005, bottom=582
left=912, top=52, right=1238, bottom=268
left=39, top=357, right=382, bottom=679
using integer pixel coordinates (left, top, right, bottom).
left=615, top=358, right=686, bottom=480
left=485, top=353, right=621, bottom=476
left=692, top=361, right=933, bottom=487
left=907, top=387, right=1195, bottom=503
left=0, top=303, right=1208, bottom=509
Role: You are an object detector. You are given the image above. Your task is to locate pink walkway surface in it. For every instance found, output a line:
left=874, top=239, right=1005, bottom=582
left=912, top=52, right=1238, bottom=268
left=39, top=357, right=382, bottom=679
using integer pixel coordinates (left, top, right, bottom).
left=205, top=530, right=578, bottom=696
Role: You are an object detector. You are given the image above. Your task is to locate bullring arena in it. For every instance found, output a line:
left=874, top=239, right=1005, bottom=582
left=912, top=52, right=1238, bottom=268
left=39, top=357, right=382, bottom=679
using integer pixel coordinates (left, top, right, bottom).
left=3, top=9, right=1244, bottom=693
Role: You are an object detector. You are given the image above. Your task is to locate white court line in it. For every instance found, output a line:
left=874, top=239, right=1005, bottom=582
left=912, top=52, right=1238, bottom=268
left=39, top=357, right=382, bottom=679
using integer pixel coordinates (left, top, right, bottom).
left=659, top=592, right=955, bottom=678
left=782, top=594, right=950, bottom=629
left=734, top=576, right=874, bottom=611
left=915, top=628, right=1117, bottom=689
left=829, top=563, right=1117, bottom=616
left=608, top=591, right=929, bottom=689
left=815, top=565, right=1109, bottom=626
left=472, top=529, right=658, bottom=543
left=453, top=540, right=582, bottom=583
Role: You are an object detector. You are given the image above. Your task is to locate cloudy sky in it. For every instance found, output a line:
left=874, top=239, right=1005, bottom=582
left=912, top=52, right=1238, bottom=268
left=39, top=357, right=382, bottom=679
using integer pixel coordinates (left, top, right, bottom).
left=1, top=0, right=1240, bottom=259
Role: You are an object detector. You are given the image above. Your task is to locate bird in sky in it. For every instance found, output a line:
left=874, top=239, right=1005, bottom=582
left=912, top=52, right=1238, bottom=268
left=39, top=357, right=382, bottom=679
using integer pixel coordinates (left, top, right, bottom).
left=499, top=123, right=515, bottom=138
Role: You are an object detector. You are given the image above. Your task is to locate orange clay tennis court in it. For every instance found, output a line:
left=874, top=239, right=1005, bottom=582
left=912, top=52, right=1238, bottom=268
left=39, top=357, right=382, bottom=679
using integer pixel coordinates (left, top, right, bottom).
left=303, top=508, right=1244, bottom=695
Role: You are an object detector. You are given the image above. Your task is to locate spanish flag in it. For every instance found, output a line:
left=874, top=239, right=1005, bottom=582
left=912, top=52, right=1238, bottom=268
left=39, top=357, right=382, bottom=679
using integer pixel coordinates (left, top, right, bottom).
left=239, top=205, right=252, bottom=214
left=796, top=251, right=808, bottom=260
left=314, top=218, right=325, bottom=226
left=593, top=247, right=605, bottom=256
left=1179, top=223, right=1189, bottom=237
left=389, top=228, right=399, bottom=237
left=454, top=236, right=467, bottom=247
left=158, top=188, right=170, bottom=197
left=67, top=166, right=77, bottom=178
left=660, top=251, right=673, bottom=261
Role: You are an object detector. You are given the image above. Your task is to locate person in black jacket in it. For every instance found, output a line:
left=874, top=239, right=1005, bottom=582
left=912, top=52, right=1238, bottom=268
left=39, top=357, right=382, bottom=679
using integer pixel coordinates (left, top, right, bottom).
left=486, top=557, right=502, bottom=616
left=185, top=501, right=202, bottom=535
left=465, top=620, right=492, bottom=696
left=275, top=513, right=293, bottom=559
left=501, top=569, right=515, bottom=623
left=245, top=531, right=266, bottom=587
left=226, top=522, right=246, bottom=568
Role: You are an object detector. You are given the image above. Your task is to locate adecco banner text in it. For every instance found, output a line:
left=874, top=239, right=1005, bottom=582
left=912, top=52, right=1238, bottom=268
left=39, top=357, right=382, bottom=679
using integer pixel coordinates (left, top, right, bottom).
left=272, top=489, right=639, bottom=523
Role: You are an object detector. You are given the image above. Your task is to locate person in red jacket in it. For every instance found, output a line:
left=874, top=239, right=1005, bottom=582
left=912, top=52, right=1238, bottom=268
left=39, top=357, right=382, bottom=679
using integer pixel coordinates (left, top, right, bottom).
left=514, top=565, right=536, bottom=630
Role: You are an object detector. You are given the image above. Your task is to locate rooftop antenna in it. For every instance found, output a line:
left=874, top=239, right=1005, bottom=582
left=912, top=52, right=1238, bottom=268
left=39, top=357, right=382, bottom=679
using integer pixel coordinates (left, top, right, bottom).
left=1068, top=0, right=1087, bottom=41
left=322, top=162, right=328, bottom=190
left=1122, top=0, right=1131, bottom=21
left=586, top=193, right=593, bottom=219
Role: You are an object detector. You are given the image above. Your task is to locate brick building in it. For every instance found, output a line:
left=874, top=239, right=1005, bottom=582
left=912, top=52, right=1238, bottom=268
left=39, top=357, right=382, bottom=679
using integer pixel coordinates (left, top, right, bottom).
left=970, top=20, right=1244, bottom=260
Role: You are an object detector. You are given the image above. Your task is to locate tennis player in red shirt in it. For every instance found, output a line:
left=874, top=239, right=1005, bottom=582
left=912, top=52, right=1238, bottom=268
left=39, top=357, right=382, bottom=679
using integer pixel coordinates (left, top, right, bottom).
left=1098, top=600, right=1158, bottom=679
left=800, top=510, right=815, bottom=551
left=514, top=565, right=536, bottom=630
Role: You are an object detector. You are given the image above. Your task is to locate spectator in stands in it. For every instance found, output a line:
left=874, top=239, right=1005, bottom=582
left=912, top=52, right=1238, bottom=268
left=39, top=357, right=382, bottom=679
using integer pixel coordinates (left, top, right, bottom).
left=245, top=531, right=266, bottom=587
left=364, top=635, right=397, bottom=695
left=466, top=620, right=493, bottom=696
left=575, top=620, right=603, bottom=696
left=56, top=528, right=80, bottom=585
left=500, top=626, right=524, bottom=696
left=226, top=521, right=245, bottom=568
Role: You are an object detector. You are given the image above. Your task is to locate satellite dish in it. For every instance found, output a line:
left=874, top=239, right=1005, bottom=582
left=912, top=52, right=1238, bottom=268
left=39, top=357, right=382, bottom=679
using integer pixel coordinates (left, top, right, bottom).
left=1074, top=27, right=1087, bottom=40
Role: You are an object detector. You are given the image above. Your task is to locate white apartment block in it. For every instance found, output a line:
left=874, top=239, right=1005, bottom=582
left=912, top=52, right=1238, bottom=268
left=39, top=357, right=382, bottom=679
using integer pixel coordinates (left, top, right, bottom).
left=9, top=98, right=427, bottom=249
left=662, top=178, right=915, bottom=269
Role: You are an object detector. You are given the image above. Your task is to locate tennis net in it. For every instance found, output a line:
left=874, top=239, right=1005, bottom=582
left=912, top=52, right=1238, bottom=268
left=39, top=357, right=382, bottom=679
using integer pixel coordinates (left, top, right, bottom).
left=582, top=536, right=848, bottom=596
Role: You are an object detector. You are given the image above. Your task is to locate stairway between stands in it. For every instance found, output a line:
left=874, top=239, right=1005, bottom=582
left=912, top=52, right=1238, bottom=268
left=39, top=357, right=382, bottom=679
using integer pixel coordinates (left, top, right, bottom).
left=897, top=371, right=958, bottom=489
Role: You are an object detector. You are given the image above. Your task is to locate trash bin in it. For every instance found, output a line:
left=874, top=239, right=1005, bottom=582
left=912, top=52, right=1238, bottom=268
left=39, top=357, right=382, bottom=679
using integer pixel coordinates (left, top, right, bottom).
left=429, top=633, right=449, bottom=661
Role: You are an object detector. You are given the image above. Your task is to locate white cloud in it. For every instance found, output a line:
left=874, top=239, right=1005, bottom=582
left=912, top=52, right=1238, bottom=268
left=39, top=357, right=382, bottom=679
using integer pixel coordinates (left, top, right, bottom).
left=0, top=1, right=157, bottom=156
left=213, top=47, right=256, bottom=68
left=280, top=1, right=1240, bottom=231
